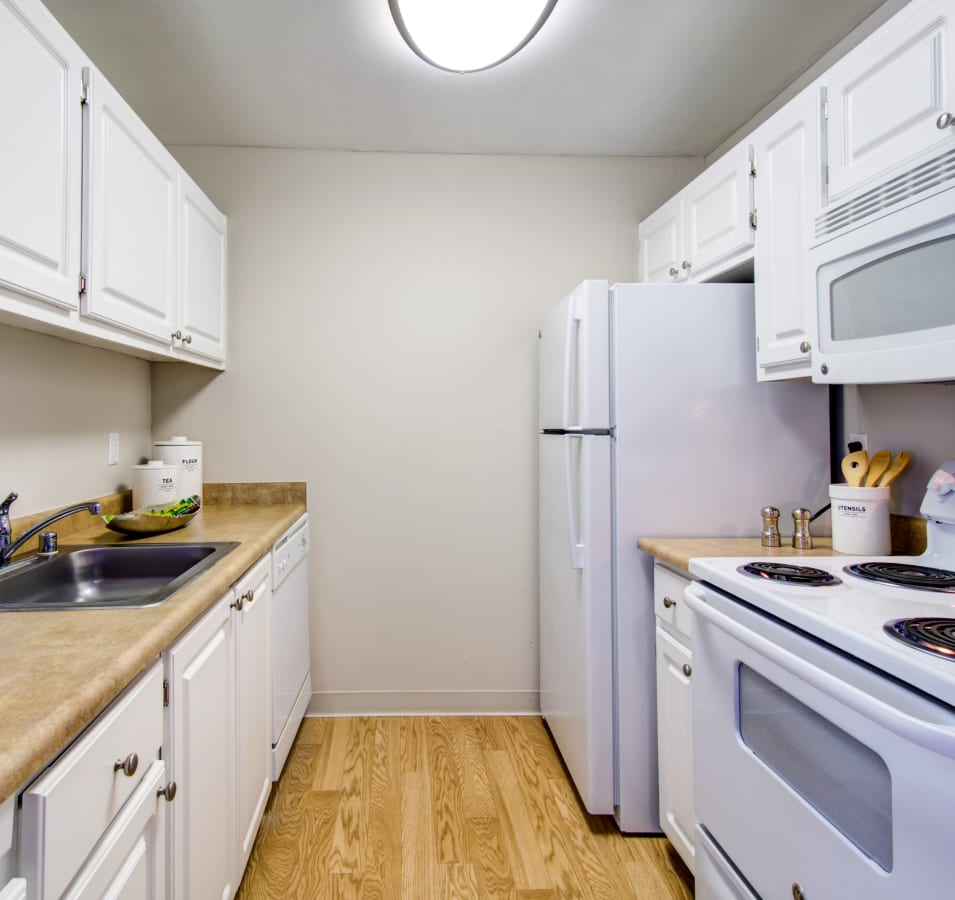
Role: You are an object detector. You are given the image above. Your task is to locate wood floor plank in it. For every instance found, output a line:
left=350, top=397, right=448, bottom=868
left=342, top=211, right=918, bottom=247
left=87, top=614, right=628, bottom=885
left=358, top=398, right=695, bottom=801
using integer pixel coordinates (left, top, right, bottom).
left=329, top=716, right=376, bottom=874
left=427, top=717, right=471, bottom=864
left=465, top=817, right=517, bottom=900
left=485, top=749, right=551, bottom=891
left=239, top=717, right=694, bottom=900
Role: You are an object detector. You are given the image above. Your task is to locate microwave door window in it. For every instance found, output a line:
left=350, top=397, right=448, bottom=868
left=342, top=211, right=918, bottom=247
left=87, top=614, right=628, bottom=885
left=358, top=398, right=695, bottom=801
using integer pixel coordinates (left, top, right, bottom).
left=830, top=235, right=955, bottom=342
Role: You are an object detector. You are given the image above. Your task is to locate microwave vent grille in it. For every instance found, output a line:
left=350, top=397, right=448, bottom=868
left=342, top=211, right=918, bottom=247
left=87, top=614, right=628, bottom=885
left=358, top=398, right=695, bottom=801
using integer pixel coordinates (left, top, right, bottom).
left=815, top=148, right=955, bottom=239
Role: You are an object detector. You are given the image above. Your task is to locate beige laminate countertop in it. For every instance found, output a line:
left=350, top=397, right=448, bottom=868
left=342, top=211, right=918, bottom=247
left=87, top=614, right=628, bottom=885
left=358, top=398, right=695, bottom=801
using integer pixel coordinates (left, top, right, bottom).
left=637, top=536, right=838, bottom=573
left=0, top=489, right=306, bottom=805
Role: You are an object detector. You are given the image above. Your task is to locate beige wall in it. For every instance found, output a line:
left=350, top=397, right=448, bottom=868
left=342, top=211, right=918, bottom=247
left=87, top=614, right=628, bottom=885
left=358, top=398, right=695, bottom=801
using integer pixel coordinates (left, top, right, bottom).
left=152, top=147, right=702, bottom=714
left=0, top=325, right=152, bottom=516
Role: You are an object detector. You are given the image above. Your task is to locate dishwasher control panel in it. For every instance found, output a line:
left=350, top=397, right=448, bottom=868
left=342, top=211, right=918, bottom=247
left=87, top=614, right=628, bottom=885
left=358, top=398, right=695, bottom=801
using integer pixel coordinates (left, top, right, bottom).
left=272, top=514, right=309, bottom=589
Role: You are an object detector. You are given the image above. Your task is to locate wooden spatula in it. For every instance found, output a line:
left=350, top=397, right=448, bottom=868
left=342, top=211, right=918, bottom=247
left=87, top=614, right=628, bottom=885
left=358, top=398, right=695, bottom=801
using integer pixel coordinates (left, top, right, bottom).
left=841, top=450, right=868, bottom=487
left=878, top=450, right=911, bottom=487
left=864, top=449, right=892, bottom=486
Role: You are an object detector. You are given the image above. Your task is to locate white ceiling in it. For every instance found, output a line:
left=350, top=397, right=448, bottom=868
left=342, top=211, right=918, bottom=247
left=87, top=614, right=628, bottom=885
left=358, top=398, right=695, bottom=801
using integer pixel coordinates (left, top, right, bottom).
left=43, top=0, right=891, bottom=157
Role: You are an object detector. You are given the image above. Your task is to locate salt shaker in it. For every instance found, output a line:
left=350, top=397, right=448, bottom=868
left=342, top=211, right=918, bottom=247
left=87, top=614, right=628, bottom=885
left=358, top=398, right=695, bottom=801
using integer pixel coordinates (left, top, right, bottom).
left=760, top=507, right=781, bottom=547
left=792, top=508, right=813, bottom=550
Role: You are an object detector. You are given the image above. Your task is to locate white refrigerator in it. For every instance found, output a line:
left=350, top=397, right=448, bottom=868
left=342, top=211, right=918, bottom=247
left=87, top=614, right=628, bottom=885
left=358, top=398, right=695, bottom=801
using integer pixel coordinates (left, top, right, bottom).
left=538, top=280, right=830, bottom=833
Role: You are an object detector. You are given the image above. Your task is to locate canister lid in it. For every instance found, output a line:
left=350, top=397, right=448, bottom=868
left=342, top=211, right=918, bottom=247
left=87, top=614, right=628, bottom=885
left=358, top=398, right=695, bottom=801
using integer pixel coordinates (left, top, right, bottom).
left=135, top=460, right=178, bottom=469
left=153, top=436, right=202, bottom=446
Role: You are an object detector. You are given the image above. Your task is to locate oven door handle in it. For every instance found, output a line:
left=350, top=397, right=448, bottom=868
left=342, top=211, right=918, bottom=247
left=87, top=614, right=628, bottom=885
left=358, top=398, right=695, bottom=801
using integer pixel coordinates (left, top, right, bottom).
left=686, top=583, right=955, bottom=758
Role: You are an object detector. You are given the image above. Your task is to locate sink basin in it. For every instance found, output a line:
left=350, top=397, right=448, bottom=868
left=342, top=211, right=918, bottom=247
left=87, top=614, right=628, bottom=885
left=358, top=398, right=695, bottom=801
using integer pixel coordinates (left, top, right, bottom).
left=0, top=542, right=239, bottom=611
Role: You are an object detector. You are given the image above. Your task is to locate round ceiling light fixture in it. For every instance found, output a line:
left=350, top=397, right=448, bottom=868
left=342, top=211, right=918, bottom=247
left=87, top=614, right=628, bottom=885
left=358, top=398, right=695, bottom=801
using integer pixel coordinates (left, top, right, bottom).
left=389, top=0, right=558, bottom=74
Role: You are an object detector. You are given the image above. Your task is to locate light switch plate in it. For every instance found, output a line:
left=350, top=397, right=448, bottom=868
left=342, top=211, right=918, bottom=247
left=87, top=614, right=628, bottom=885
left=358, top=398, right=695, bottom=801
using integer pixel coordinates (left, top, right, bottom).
left=108, top=432, right=119, bottom=465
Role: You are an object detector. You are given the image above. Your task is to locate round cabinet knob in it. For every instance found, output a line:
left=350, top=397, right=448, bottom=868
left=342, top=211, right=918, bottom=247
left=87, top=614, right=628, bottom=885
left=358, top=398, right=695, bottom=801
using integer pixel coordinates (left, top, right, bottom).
left=157, top=781, right=177, bottom=802
left=820, top=363, right=829, bottom=375
left=230, top=595, right=244, bottom=611
left=937, top=112, right=955, bottom=129
left=243, top=589, right=255, bottom=605
left=171, top=330, right=183, bottom=341
left=663, top=596, right=676, bottom=609
left=682, top=663, right=693, bottom=678
left=792, top=884, right=806, bottom=900
left=681, top=260, right=692, bottom=271
left=668, top=267, right=679, bottom=278
left=183, top=333, right=193, bottom=344
left=113, top=752, right=139, bottom=778
left=799, top=340, right=811, bottom=354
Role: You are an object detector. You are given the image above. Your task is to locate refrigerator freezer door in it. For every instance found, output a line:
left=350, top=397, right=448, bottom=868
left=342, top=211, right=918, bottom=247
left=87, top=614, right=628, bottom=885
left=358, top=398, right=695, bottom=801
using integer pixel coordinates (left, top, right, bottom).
left=539, top=431, right=613, bottom=814
left=538, top=280, right=611, bottom=430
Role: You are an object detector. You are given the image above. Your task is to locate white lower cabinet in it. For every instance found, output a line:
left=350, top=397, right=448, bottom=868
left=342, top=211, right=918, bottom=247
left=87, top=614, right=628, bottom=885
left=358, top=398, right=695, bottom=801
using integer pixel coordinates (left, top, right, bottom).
left=164, top=552, right=272, bottom=899
left=0, top=881, right=26, bottom=900
left=653, top=563, right=696, bottom=874
left=19, top=661, right=166, bottom=900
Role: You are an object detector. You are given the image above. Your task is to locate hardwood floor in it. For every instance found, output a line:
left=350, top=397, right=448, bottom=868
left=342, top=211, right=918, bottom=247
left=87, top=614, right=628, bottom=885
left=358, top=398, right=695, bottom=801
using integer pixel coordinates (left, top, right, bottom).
left=238, top=716, right=694, bottom=899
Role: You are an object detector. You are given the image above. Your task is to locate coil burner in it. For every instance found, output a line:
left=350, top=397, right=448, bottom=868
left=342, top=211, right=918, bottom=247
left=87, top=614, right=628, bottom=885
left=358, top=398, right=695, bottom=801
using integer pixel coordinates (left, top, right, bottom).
left=736, top=562, right=842, bottom=587
left=845, top=562, right=955, bottom=593
left=884, top=618, right=955, bottom=659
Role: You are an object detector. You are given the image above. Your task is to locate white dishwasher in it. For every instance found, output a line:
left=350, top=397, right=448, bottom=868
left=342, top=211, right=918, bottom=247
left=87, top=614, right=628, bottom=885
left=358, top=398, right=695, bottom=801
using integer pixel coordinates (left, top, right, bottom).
left=271, top=513, right=311, bottom=780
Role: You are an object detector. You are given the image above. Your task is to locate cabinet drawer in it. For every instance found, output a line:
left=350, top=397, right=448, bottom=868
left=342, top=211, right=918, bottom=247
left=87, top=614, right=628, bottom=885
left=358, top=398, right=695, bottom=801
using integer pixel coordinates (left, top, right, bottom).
left=653, top=564, right=693, bottom=638
left=20, top=660, right=163, bottom=900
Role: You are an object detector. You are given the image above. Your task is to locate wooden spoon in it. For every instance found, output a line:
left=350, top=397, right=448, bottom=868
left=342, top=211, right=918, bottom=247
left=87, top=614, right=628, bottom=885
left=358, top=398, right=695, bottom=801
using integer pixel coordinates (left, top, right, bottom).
left=878, top=450, right=911, bottom=487
left=841, top=449, right=868, bottom=487
left=864, top=449, right=892, bottom=486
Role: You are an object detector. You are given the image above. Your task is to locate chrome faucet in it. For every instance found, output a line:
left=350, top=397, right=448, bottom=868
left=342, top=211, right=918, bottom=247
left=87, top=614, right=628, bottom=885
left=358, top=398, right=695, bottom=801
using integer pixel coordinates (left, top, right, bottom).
left=0, top=493, right=103, bottom=567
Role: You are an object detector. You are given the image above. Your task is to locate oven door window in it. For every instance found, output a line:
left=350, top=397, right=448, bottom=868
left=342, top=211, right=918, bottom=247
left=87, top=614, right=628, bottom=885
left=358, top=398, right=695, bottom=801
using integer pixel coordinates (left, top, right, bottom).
left=829, top=234, right=955, bottom=342
left=738, top=664, right=893, bottom=870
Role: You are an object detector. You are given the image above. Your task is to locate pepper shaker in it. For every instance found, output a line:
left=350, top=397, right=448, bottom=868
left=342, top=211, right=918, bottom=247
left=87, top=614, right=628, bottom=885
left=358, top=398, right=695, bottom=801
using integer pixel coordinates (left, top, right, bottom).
left=761, top=507, right=781, bottom=548
left=792, top=508, right=813, bottom=550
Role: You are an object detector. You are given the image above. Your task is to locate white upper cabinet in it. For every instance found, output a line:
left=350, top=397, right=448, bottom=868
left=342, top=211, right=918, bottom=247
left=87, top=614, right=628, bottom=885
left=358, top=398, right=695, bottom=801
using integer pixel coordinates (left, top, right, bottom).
left=753, top=88, right=821, bottom=380
left=638, top=143, right=755, bottom=283
left=823, top=0, right=955, bottom=203
left=177, top=171, right=227, bottom=364
left=0, top=0, right=83, bottom=312
left=637, top=196, right=683, bottom=283
left=682, top=143, right=756, bottom=281
left=83, top=67, right=179, bottom=346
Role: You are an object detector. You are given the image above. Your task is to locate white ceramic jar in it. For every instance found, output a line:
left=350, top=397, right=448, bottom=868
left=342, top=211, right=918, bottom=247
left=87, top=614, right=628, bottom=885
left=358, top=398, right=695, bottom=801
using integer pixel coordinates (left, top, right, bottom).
left=829, top=484, right=891, bottom=555
left=132, top=460, right=179, bottom=509
left=152, top=436, right=203, bottom=503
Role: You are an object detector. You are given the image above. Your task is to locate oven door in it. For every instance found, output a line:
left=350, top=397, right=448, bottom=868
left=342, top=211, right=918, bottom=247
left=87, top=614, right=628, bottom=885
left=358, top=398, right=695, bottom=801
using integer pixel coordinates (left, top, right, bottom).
left=686, top=582, right=955, bottom=900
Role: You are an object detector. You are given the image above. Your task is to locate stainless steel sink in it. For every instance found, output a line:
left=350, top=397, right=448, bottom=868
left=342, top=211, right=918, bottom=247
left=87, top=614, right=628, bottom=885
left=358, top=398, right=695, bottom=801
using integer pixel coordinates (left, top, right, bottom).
left=0, top=542, right=239, bottom=611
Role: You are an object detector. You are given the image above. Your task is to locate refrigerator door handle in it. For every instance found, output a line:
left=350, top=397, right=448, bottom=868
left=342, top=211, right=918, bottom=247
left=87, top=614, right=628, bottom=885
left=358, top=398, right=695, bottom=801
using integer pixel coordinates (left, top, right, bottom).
left=562, top=295, right=582, bottom=426
left=564, top=435, right=585, bottom=570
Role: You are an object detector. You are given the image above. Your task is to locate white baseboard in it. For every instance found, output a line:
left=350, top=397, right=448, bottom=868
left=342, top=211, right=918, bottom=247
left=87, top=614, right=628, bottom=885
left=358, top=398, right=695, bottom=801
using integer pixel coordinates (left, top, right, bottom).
left=306, top=689, right=540, bottom=717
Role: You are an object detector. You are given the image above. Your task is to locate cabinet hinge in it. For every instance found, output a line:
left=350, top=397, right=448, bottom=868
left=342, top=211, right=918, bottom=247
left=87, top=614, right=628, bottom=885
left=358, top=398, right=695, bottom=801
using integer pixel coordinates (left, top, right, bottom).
left=80, top=71, right=90, bottom=106
left=823, top=99, right=829, bottom=121
left=162, top=678, right=169, bottom=707
left=749, top=160, right=756, bottom=178
left=756, top=336, right=760, bottom=352
left=78, top=273, right=87, bottom=296
left=824, top=164, right=829, bottom=186
left=749, top=210, right=758, bottom=230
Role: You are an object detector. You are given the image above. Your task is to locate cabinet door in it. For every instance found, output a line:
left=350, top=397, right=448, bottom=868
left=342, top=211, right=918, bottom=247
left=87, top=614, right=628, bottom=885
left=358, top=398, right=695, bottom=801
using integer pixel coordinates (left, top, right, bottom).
left=637, top=195, right=683, bottom=282
left=753, top=90, right=819, bottom=380
left=84, top=67, right=178, bottom=344
left=682, top=142, right=755, bottom=281
left=165, top=593, right=235, bottom=900
left=61, top=760, right=167, bottom=900
left=655, top=624, right=695, bottom=874
left=233, top=556, right=272, bottom=884
left=825, top=0, right=955, bottom=201
left=0, top=0, right=83, bottom=311
left=177, top=172, right=227, bottom=365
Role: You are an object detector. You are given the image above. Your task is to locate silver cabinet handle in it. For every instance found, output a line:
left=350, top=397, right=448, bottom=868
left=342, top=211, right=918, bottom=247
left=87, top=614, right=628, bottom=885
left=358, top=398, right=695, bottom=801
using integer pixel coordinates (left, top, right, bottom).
left=682, top=663, right=693, bottom=678
left=114, top=753, right=139, bottom=777
left=183, top=333, right=192, bottom=344
left=157, top=781, right=177, bottom=802
left=937, top=112, right=955, bottom=129
left=799, top=340, right=811, bottom=354
left=668, top=267, right=679, bottom=278
left=171, top=330, right=183, bottom=341
left=230, top=595, right=244, bottom=611
left=681, top=260, right=692, bottom=271
left=242, top=589, right=254, bottom=605
left=663, top=596, right=676, bottom=609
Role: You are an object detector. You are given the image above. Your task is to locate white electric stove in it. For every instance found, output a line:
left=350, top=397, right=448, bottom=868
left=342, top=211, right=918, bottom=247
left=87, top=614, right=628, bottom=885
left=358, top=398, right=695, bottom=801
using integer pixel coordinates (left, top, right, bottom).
left=684, top=461, right=955, bottom=900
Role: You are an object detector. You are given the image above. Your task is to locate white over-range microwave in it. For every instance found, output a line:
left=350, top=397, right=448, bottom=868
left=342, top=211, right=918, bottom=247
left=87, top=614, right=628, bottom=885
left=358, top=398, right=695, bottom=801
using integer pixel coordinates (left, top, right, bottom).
left=808, top=157, right=955, bottom=385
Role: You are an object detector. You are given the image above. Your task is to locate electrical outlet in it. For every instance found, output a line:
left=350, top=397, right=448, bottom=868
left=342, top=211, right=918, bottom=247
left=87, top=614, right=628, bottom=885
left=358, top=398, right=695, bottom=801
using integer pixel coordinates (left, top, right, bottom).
left=848, top=432, right=869, bottom=452
left=108, top=432, right=119, bottom=465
